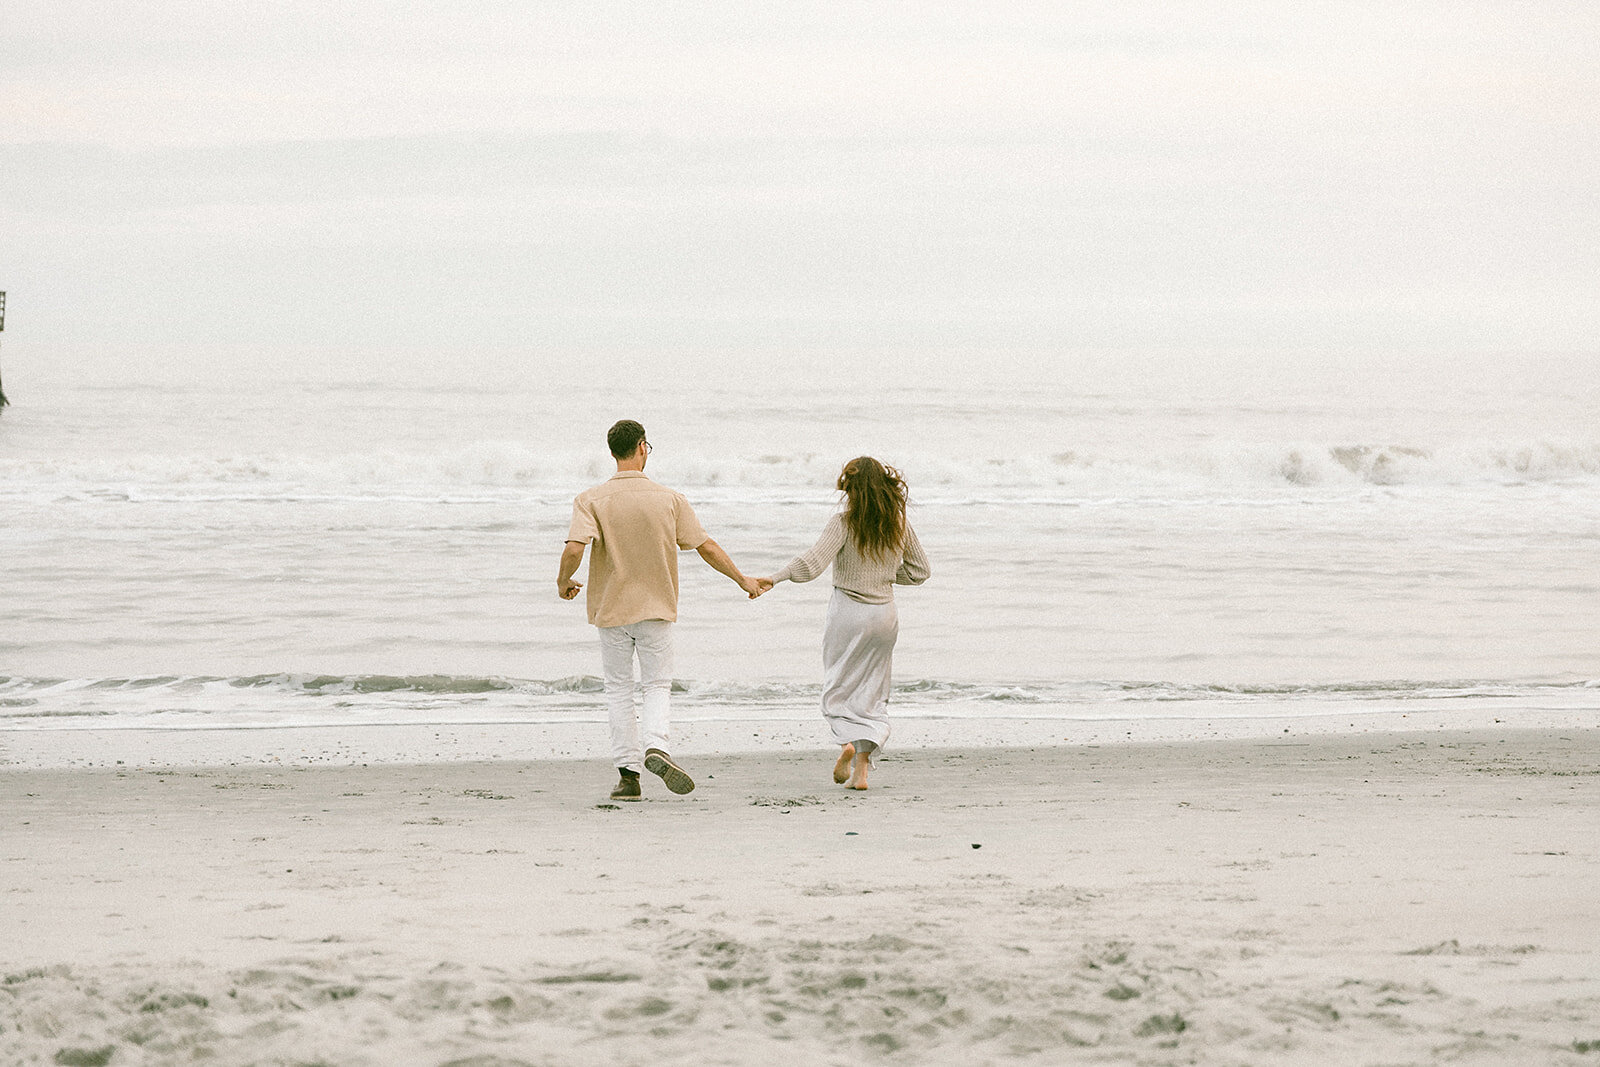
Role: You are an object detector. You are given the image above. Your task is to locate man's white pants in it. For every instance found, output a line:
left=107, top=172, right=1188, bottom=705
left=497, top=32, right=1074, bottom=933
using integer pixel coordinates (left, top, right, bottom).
left=599, top=620, right=674, bottom=773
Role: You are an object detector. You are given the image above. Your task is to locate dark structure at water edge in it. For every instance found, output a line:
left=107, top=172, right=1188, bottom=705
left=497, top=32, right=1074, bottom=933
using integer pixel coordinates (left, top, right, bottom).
left=0, top=290, right=8, bottom=408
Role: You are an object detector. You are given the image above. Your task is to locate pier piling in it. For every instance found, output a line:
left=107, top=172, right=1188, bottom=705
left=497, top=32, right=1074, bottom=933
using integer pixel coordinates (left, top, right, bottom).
left=0, top=290, right=8, bottom=408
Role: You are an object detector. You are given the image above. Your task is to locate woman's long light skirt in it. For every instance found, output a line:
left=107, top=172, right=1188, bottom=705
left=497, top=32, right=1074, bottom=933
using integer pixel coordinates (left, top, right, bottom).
left=821, top=588, right=899, bottom=753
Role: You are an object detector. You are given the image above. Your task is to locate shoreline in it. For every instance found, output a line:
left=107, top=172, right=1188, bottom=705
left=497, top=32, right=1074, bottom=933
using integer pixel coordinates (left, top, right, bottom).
left=4, top=727, right=1598, bottom=1065
left=2, top=704, right=1596, bottom=770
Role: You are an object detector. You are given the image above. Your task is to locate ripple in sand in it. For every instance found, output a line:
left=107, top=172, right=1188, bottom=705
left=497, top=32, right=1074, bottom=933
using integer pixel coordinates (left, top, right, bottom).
left=3, top=928, right=1595, bottom=1065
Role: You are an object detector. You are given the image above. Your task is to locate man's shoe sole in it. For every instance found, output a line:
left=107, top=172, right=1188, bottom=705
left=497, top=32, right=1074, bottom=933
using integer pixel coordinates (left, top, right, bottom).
left=644, top=751, right=695, bottom=794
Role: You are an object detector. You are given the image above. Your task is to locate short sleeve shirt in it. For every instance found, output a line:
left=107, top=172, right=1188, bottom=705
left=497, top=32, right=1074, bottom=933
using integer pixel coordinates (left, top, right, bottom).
left=567, top=471, right=709, bottom=627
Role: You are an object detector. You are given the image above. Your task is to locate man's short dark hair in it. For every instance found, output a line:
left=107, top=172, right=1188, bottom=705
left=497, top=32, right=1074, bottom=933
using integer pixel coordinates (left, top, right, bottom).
left=607, top=420, right=646, bottom=459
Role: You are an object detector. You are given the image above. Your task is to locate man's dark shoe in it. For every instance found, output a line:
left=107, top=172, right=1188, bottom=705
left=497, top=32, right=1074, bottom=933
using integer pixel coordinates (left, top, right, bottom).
left=644, top=748, right=695, bottom=794
left=610, top=770, right=641, bottom=801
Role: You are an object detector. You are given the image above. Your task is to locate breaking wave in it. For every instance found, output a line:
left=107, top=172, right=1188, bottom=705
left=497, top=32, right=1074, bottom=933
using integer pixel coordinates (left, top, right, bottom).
left=3, top=440, right=1599, bottom=501
left=3, top=674, right=1594, bottom=729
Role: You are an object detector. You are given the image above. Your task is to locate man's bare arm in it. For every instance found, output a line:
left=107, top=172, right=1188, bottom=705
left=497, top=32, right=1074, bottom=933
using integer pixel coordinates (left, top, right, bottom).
left=557, top=541, right=587, bottom=600
left=695, top=538, right=763, bottom=598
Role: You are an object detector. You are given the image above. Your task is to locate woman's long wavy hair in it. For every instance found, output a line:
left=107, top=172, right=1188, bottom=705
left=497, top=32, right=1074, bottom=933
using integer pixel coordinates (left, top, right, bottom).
left=838, top=456, right=908, bottom=561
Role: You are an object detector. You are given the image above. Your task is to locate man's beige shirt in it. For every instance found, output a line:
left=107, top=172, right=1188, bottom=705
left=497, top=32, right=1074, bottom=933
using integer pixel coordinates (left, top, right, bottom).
left=567, top=471, right=709, bottom=628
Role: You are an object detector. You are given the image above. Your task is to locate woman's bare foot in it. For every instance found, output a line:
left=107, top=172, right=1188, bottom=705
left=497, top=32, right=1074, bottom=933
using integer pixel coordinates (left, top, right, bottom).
left=846, top=750, right=870, bottom=790
left=833, top=744, right=856, bottom=784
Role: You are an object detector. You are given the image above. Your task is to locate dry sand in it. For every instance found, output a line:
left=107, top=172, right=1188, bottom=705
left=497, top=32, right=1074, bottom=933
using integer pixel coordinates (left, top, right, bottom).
left=4, top=728, right=1599, bottom=1065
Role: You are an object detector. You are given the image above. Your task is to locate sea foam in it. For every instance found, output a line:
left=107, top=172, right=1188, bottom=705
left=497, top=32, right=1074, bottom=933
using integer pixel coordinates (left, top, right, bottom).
left=4, top=440, right=1598, bottom=501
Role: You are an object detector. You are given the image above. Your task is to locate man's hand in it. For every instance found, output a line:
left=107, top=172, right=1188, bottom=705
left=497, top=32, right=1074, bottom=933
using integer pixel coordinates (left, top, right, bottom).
left=696, top=538, right=766, bottom=600
left=557, top=540, right=587, bottom=601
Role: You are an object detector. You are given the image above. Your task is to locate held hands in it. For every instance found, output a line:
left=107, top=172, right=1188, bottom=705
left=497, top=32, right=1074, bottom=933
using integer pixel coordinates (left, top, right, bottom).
left=558, top=577, right=583, bottom=600
left=738, top=576, right=775, bottom=599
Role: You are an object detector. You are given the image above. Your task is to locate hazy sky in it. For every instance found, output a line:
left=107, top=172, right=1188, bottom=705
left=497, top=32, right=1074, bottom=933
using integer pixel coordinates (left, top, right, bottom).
left=3, top=1, right=1597, bottom=382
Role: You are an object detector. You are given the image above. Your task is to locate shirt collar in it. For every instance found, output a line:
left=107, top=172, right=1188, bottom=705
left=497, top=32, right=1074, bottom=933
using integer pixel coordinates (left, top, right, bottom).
left=610, top=470, right=650, bottom=480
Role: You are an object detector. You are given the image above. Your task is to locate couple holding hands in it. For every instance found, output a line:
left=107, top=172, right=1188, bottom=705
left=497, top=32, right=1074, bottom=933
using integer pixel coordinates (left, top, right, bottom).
left=557, top=420, right=930, bottom=800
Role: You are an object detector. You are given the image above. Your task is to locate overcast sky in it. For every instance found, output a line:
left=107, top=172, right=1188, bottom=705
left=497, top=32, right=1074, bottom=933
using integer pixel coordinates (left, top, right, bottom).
left=3, top=1, right=1596, bottom=383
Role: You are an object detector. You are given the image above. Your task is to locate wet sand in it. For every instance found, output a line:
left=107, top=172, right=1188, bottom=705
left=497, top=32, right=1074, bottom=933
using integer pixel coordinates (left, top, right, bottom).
left=4, top=728, right=1599, bottom=1065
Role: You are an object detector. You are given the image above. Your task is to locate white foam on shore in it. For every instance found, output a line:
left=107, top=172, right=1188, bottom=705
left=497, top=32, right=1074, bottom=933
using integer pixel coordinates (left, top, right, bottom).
left=5, top=673, right=1594, bottom=733
left=2, top=704, right=1594, bottom=770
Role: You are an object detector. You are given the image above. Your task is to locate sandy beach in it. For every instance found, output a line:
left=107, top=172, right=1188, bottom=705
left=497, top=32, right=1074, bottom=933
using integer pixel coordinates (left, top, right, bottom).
left=4, top=727, right=1598, bottom=1066
left=8, top=2, right=1600, bottom=1063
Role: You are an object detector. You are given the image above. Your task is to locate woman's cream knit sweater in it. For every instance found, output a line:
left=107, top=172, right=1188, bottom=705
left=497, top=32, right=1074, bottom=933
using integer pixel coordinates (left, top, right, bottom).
left=770, top=513, right=930, bottom=604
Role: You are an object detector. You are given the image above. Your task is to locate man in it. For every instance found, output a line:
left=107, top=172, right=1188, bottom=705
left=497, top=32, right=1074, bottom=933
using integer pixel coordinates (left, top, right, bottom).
left=558, top=420, right=763, bottom=801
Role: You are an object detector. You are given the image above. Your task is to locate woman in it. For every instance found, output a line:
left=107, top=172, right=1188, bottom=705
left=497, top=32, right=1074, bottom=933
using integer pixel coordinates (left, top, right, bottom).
left=760, top=457, right=930, bottom=789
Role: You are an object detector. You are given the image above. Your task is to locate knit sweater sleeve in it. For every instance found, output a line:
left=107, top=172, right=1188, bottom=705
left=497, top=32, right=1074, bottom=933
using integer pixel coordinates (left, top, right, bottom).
left=772, top=514, right=847, bottom=585
left=894, top=523, right=930, bottom=586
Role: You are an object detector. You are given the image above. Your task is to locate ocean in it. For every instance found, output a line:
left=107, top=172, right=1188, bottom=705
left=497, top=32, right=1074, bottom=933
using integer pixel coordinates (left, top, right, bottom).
left=3, top=355, right=1597, bottom=742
